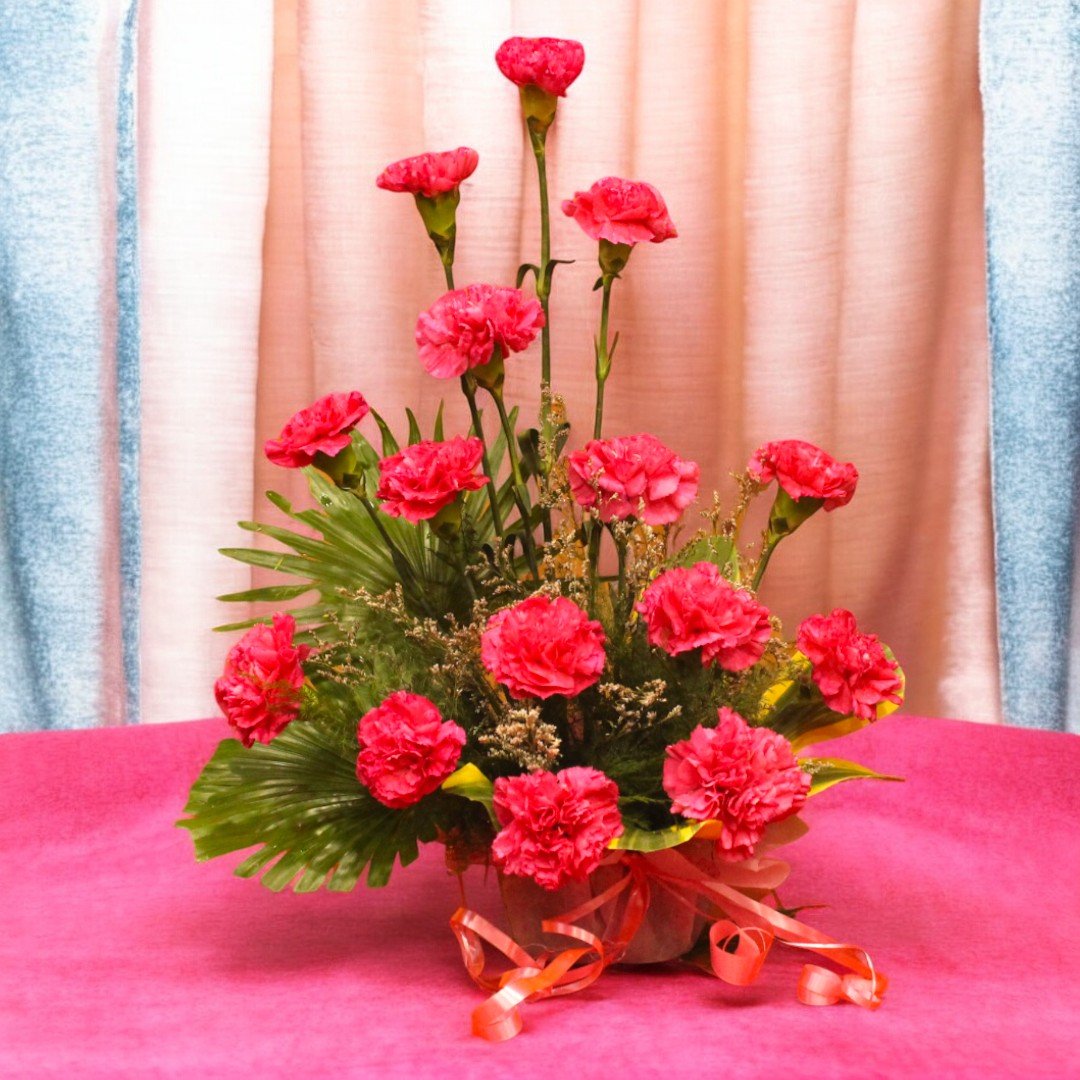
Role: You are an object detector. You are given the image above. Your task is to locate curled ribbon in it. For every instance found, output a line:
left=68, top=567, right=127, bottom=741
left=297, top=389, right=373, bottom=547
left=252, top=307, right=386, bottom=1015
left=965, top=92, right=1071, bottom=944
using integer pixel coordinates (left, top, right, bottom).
left=798, top=964, right=883, bottom=1010
left=450, top=867, right=649, bottom=1041
left=452, top=849, right=885, bottom=1040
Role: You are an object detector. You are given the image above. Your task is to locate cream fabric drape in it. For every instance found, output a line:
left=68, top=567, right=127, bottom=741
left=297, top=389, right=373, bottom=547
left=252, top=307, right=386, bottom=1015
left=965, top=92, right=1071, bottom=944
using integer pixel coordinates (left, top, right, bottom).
left=140, top=0, right=998, bottom=724
left=138, top=0, right=274, bottom=724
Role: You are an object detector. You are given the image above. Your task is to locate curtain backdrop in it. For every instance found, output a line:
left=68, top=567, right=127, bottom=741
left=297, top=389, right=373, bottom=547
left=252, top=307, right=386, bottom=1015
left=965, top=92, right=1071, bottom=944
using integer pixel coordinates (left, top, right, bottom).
left=982, top=0, right=1080, bottom=733
left=210, top=0, right=995, bottom=728
left=0, top=0, right=139, bottom=732
left=0, top=0, right=1003, bottom=732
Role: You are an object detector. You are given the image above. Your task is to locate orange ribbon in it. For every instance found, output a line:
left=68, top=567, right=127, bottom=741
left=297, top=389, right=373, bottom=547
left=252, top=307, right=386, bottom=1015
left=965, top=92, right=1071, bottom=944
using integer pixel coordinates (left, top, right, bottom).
left=798, top=965, right=884, bottom=1010
left=451, top=849, right=885, bottom=1040
left=450, top=865, right=650, bottom=1041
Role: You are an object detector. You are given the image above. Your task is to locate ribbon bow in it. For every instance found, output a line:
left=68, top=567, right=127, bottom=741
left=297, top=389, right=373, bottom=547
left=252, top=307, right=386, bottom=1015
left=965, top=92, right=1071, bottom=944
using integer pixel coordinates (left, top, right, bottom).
left=452, top=850, right=885, bottom=1040
left=450, top=869, right=649, bottom=1041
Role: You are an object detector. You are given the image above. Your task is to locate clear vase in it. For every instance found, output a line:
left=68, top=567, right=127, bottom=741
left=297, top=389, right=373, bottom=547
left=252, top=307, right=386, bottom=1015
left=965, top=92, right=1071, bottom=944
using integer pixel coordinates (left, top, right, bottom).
left=497, top=847, right=709, bottom=965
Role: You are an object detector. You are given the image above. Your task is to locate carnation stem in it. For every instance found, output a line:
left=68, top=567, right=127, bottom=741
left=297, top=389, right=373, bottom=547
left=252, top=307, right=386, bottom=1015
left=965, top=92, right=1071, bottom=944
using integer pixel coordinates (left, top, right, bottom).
left=529, top=127, right=552, bottom=404
left=615, top=530, right=629, bottom=613
left=529, top=128, right=556, bottom=545
left=452, top=531, right=478, bottom=606
left=488, top=386, right=540, bottom=579
left=593, top=275, right=615, bottom=440
left=751, top=535, right=779, bottom=592
left=586, top=516, right=603, bottom=608
left=440, top=262, right=504, bottom=538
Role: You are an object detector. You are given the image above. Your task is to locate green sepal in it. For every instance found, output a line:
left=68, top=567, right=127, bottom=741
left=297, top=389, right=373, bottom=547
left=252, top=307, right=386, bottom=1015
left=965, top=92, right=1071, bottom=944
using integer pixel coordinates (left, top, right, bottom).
left=519, top=84, right=557, bottom=132
left=598, top=239, right=632, bottom=277
left=413, top=189, right=460, bottom=244
left=766, top=487, right=823, bottom=541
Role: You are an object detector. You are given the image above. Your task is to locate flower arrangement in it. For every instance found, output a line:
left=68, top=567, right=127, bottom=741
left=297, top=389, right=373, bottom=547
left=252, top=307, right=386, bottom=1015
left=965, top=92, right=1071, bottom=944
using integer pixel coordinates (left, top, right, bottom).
left=180, top=34, right=904, bottom=1041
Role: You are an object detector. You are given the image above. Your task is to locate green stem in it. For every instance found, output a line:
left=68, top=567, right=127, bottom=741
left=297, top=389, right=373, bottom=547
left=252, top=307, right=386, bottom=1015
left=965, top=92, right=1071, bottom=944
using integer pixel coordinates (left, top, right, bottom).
left=453, top=531, right=478, bottom=605
left=751, top=536, right=779, bottom=592
left=489, top=387, right=539, bottom=579
left=587, top=519, right=603, bottom=610
left=461, top=378, right=503, bottom=536
left=530, top=127, right=552, bottom=397
left=593, top=275, right=615, bottom=440
left=615, top=531, right=628, bottom=609
left=529, top=127, right=555, bottom=544
left=441, top=261, right=503, bottom=538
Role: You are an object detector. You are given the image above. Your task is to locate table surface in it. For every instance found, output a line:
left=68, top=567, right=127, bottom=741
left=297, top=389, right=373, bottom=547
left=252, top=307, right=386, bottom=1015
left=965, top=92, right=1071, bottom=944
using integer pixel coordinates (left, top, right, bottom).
left=2, top=713, right=1078, bottom=1079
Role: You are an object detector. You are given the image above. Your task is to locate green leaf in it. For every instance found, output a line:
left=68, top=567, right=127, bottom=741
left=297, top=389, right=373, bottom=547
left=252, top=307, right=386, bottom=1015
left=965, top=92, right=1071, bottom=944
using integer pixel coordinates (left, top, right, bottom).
left=370, top=409, right=399, bottom=456
left=802, top=757, right=904, bottom=796
left=441, top=763, right=496, bottom=824
left=518, top=427, right=541, bottom=481
left=405, top=408, right=422, bottom=446
left=673, top=534, right=736, bottom=576
left=215, top=582, right=314, bottom=604
left=516, top=262, right=540, bottom=288
left=433, top=400, right=445, bottom=442
left=609, top=820, right=707, bottom=852
left=177, top=715, right=443, bottom=892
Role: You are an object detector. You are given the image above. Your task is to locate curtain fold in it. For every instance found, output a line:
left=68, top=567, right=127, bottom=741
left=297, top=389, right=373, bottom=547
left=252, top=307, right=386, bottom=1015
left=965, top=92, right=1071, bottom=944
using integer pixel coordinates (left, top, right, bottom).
left=137, top=0, right=274, bottom=726
left=233, top=0, right=996, bottom=726
left=982, top=0, right=1080, bottom=732
left=0, top=0, right=139, bottom=732
left=0, top=1, right=1004, bottom=730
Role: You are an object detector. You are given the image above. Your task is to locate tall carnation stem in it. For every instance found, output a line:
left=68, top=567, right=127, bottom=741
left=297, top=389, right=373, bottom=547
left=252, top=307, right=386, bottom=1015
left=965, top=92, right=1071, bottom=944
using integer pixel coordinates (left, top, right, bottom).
left=440, top=261, right=504, bottom=537
left=487, top=382, right=540, bottom=579
left=529, top=126, right=556, bottom=543
left=529, top=130, right=553, bottom=438
left=593, top=274, right=615, bottom=440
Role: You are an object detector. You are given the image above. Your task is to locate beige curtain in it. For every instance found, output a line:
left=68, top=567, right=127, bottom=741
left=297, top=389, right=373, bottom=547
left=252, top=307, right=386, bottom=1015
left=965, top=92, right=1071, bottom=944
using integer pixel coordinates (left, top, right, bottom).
left=140, top=0, right=998, bottom=724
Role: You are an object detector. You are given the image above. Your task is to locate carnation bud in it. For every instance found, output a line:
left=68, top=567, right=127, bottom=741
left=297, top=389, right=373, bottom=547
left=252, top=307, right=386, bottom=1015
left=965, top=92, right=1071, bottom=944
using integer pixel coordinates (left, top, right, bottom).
left=598, top=239, right=633, bottom=278
left=470, top=351, right=506, bottom=393
left=413, top=189, right=460, bottom=268
left=430, top=499, right=463, bottom=540
left=312, top=443, right=360, bottom=489
left=519, top=83, right=559, bottom=136
left=765, top=487, right=824, bottom=542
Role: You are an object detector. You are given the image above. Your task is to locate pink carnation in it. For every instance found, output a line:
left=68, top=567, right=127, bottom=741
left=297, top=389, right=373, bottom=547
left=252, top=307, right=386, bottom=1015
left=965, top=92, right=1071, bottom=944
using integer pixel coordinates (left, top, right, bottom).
left=415, top=284, right=545, bottom=379
left=495, top=36, right=585, bottom=97
left=797, top=609, right=903, bottom=721
left=375, top=147, right=478, bottom=199
left=264, top=391, right=369, bottom=468
left=562, top=177, right=677, bottom=246
left=356, top=691, right=466, bottom=809
left=636, top=562, right=772, bottom=671
left=376, top=436, right=488, bottom=524
left=748, top=439, right=858, bottom=510
left=481, top=595, right=606, bottom=700
left=492, top=767, right=623, bottom=890
left=568, top=433, right=699, bottom=526
left=663, top=708, right=810, bottom=861
left=214, top=614, right=311, bottom=748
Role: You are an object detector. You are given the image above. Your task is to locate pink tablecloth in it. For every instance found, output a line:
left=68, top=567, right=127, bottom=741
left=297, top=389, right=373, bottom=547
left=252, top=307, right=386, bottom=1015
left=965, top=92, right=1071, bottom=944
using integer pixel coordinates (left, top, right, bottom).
left=1, top=715, right=1077, bottom=1079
